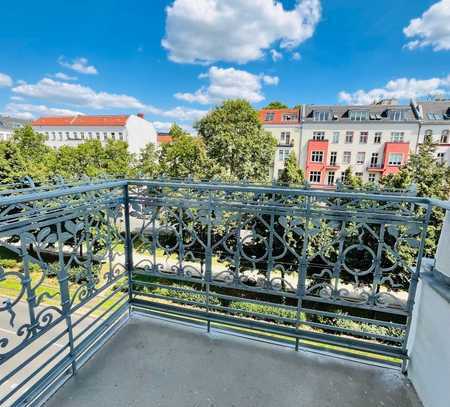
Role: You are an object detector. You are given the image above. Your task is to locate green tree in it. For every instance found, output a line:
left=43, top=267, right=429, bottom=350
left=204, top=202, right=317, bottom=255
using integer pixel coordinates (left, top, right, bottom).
left=263, top=101, right=288, bottom=109
left=341, top=167, right=362, bottom=188
left=195, top=99, right=277, bottom=182
left=137, top=143, right=159, bottom=178
left=169, top=123, right=188, bottom=139
left=159, top=130, right=209, bottom=179
left=0, top=126, right=56, bottom=183
left=381, top=137, right=450, bottom=258
left=278, top=152, right=304, bottom=185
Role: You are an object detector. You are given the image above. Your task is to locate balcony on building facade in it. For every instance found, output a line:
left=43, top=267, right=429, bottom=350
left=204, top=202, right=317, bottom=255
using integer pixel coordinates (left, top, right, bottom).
left=367, top=163, right=384, bottom=172
left=277, top=139, right=294, bottom=147
left=0, top=178, right=449, bottom=407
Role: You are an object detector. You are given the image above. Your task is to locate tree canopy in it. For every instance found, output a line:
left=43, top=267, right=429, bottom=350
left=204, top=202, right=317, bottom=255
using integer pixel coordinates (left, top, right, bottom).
left=195, top=99, right=277, bottom=182
left=263, top=101, right=288, bottom=109
left=278, top=152, right=304, bottom=185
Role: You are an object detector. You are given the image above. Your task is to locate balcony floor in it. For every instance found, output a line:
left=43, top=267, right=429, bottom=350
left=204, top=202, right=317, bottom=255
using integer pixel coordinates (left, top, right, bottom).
left=44, top=315, right=422, bottom=407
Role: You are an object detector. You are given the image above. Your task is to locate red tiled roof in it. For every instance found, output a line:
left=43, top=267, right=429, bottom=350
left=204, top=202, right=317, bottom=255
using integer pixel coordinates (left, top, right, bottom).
left=258, top=108, right=301, bottom=125
left=157, top=133, right=173, bottom=144
left=32, top=115, right=130, bottom=127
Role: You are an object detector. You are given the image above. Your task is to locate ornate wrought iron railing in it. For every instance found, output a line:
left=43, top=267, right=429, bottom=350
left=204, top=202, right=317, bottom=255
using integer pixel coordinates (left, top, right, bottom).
left=0, top=178, right=443, bottom=406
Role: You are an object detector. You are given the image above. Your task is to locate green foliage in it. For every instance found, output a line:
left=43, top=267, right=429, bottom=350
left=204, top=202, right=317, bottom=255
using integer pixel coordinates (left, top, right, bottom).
left=381, top=137, right=450, bottom=258
left=263, top=101, right=288, bottom=109
left=0, top=258, right=19, bottom=269
left=341, top=167, right=362, bottom=188
left=0, top=126, right=56, bottom=183
left=159, top=127, right=211, bottom=179
left=195, top=99, right=277, bottom=182
left=278, top=152, right=304, bottom=185
left=137, top=142, right=159, bottom=178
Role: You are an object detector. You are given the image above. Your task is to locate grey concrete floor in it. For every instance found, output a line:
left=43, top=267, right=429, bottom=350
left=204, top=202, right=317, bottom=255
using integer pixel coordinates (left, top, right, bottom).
left=45, top=315, right=422, bottom=407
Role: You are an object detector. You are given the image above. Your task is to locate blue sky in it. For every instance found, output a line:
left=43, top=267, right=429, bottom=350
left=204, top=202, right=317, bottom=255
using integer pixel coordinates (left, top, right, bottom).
left=0, top=0, right=449, bottom=132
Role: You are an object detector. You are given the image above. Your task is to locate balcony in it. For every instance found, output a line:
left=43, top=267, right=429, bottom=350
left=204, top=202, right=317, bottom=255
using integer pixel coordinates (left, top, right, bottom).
left=0, top=179, right=449, bottom=407
left=277, top=139, right=294, bottom=147
left=367, top=163, right=384, bottom=172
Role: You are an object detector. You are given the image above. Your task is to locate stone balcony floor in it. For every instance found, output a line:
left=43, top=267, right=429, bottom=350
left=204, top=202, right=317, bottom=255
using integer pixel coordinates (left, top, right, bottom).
left=44, top=315, right=422, bottom=407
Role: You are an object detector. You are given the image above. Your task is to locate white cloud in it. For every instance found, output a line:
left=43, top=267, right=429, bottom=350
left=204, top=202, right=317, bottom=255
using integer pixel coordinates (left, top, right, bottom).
left=162, top=0, right=321, bottom=64
left=9, top=77, right=207, bottom=123
left=174, top=66, right=279, bottom=105
left=270, top=49, right=283, bottom=62
left=58, top=56, right=98, bottom=74
left=153, top=121, right=194, bottom=134
left=0, top=73, right=13, bottom=87
left=292, top=52, right=301, bottom=60
left=12, top=78, right=146, bottom=110
left=3, top=103, right=84, bottom=120
left=404, top=0, right=450, bottom=51
left=338, top=75, right=450, bottom=105
left=53, top=72, right=78, bottom=81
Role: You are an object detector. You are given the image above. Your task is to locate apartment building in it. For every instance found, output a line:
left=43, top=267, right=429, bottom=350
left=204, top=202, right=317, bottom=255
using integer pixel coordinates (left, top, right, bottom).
left=0, top=116, right=29, bottom=140
left=32, top=114, right=157, bottom=154
left=300, top=103, right=419, bottom=187
left=258, top=108, right=301, bottom=178
left=413, top=100, right=450, bottom=164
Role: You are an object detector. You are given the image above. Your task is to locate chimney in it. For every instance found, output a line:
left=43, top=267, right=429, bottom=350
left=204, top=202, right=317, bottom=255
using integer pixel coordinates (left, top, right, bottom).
left=137, top=113, right=144, bottom=119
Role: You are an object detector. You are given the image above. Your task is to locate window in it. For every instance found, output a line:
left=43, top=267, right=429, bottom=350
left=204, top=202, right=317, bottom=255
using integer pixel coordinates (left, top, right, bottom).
left=440, top=130, right=449, bottom=144
left=58, top=132, right=63, bottom=141
left=327, top=171, right=335, bottom=185
left=356, top=152, right=366, bottom=164
left=96, top=132, right=100, bottom=139
left=359, top=132, right=368, bottom=144
left=103, top=132, right=108, bottom=140
left=332, top=131, right=339, bottom=143
left=330, top=151, right=337, bottom=165
left=65, top=131, right=70, bottom=140
left=265, top=112, right=275, bottom=121
left=312, top=131, right=325, bottom=141
left=111, top=132, right=115, bottom=140
left=309, top=171, right=321, bottom=183
left=341, top=171, right=347, bottom=182
left=343, top=151, right=351, bottom=164
left=345, top=131, right=353, bottom=143
left=355, top=172, right=363, bottom=178
left=80, top=132, right=85, bottom=140
left=87, top=132, right=92, bottom=139
left=311, top=151, right=324, bottom=162
left=278, top=148, right=290, bottom=161
left=280, top=131, right=291, bottom=144
left=283, top=113, right=298, bottom=122
left=374, top=132, right=382, bottom=144
left=73, top=131, right=78, bottom=139
left=370, top=153, right=379, bottom=167
left=391, top=132, right=404, bottom=142
left=51, top=132, right=56, bottom=141
left=277, top=169, right=284, bottom=178
left=349, top=110, right=369, bottom=121
left=368, top=174, right=376, bottom=183
left=119, top=132, right=124, bottom=140
left=437, top=152, right=445, bottom=163
left=427, top=112, right=445, bottom=120
left=388, top=153, right=403, bottom=165
left=313, top=111, right=330, bottom=121
left=388, top=110, right=405, bottom=121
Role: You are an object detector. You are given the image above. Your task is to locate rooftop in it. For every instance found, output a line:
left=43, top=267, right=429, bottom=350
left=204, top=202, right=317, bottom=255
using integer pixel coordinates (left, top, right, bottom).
left=44, top=316, right=421, bottom=407
left=259, top=108, right=301, bottom=125
left=32, top=114, right=130, bottom=127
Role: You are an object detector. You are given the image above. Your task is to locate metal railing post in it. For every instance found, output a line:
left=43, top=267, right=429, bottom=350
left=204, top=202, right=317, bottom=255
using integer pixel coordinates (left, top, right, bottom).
left=123, top=182, right=134, bottom=307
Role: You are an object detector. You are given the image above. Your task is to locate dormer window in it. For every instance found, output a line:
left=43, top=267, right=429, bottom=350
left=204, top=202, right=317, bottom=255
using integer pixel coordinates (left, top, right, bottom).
left=282, top=113, right=298, bottom=121
left=427, top=112, right=445, bottom=120
left=388, top=110, right=406, bottom=121
left=313, top=111, right=330, bottom=121
left=264, top=112, right=275, bottom=121
left=349, top=110, right=369, bottom=121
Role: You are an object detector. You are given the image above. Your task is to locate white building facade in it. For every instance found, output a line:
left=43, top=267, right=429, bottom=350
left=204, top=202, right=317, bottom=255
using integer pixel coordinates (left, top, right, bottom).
left=299, top=103, right=420, bottom=187
left=258, top=108, right=301, bottom=179
left=413, top=100, right=450, bottom=165
left=0, top=116, right=29, bottom=141
left=32, top=114, right=157, bottom=154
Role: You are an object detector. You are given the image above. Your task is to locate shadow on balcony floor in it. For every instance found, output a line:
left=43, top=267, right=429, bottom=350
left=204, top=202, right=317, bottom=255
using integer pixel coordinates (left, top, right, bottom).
left=44, top=315, right=422, bottom=407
